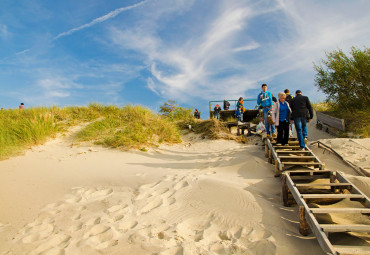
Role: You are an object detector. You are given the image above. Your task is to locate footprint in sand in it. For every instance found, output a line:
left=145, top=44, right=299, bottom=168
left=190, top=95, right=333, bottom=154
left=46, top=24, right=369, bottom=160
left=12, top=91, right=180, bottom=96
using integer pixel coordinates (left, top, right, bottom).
left=138, top=197, right=163, bottom=214
left=174, top=180, right=189, bottom=190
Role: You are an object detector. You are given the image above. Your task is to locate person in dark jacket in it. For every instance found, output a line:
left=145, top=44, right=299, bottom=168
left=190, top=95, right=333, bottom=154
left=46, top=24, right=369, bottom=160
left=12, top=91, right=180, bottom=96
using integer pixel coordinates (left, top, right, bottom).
left=290, top=90, right=313, bottom=150
left=223, top=100, right=230, bottom=110
left=214, top=104, right=221, bottom=120
left=194, top=109, right=200, bottom=119
left=284, top=89, right=294, bottom=137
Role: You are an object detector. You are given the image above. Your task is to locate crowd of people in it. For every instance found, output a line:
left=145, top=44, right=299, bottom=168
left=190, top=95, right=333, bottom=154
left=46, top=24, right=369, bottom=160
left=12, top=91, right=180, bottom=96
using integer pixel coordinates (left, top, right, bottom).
left=258, top=83, right=313, bottom=151
left=205, top=83, right=313, bottom=151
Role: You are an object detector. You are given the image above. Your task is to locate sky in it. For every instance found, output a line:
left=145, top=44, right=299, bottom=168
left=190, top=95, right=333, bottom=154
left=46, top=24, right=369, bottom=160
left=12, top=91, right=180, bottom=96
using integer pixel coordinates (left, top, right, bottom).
left=1, top=0, right=369, bottom=117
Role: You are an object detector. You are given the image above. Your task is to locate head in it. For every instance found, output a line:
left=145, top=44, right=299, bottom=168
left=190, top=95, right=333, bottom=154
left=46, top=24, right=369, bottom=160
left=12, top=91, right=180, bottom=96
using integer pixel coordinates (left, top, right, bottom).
left=238, top=106, right=241, bottom=110
left=21, top=103, right=24, bottom=105
left=261, top=84, right=267, bottom=92
left=195, top=109, right=198, bottom=111
left=295, top=90, right=302, bottom=96
left=238, top=97, right=243, bottom=102
left=278, top=92, right=286, bottom=102
left=284, top=89, right=290, bottom=94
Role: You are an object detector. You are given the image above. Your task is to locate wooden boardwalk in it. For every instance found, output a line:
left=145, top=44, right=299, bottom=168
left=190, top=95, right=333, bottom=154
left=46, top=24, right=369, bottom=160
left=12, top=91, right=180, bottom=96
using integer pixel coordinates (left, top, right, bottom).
left=282, top=170, right=370, bottom=255
left=264, top=137, right=324, bottom=177
left=261, top=136, right=370, bottom=254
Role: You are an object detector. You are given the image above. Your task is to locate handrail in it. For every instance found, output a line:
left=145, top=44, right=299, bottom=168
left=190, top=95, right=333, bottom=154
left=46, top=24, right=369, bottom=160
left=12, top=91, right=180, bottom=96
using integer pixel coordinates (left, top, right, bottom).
left=209, top=99, right=258, bottom=111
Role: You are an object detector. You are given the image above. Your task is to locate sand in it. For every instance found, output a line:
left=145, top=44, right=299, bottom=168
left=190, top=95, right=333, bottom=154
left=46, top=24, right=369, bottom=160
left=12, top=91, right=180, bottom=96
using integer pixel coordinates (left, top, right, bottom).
left=0, top=121, right=369, bottom=255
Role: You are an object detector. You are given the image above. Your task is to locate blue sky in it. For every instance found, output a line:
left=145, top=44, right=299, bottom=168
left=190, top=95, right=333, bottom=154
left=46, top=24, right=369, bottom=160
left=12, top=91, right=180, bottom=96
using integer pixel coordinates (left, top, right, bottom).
left=1, top=0, right=369, bottom=116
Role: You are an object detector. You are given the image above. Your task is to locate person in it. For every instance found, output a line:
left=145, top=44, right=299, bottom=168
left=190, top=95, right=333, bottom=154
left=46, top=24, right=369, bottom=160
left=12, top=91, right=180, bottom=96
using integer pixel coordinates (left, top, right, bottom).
left=236, top=97, right=245, bottom=122
left=272, top=92, right=292, bottom=146
left=290, top=90, right=313, bottom=150
left=223, top=100, right=230, bottom=110
left=194, top=109, right=200, bottom=119
left=235, top=106, right=242, bottom=122
left=19, top=103, right=25, bottom=109
left=272, top=93, right=277, bottom=103
left=257, top=84, right=276, bottom=138
left=284, top=89, right=294, bottom=137
left=214, top=104, right=221, bottom=120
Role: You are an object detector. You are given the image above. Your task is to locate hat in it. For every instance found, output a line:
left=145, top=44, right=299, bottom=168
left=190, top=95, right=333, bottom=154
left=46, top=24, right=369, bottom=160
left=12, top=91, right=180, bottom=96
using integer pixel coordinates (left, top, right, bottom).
left=295, top=90, right=302, bottom=94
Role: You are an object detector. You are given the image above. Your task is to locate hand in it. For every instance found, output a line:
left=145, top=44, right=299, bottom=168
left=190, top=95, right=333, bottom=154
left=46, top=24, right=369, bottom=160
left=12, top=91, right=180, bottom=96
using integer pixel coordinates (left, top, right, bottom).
left=308, top=119, right=312, bottom=122
left=260, top=94, right=263, bottom=99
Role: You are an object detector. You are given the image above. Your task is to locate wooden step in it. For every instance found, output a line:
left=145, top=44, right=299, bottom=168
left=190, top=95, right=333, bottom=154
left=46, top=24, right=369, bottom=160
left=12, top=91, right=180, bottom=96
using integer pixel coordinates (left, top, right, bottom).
left=310, top=208, right=370, bottom=214
left=291, top=176, right=331, bottom=181
left=280, top=156, right=316, bottom=159
left=283, top=162, right=322, bottom=166
left=320, top=224, right=370, bottom=232
left=333, top=245, right=370, bottom=255
left=296, top=183, right=352, bottom=190
left=287, top=170, right=332, bottom=175
left=296, top=183, right=351, bottom=187
left=274, top=146, right=301, bottom=149
left=302, top=194, right=364, bottom=199
left=276, top=150, right=312, bottom=154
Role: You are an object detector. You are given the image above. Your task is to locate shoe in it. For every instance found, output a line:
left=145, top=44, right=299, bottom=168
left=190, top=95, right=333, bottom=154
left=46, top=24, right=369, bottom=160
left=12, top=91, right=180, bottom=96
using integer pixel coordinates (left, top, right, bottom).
left=300, top=147, right=305, bottom=151
left=267, top=134, right=271, bottom=139
left=276, top=143, right=282, bottom=146
left=304, top=137, right=308, bottom=141
left=272, top=133, right=277, bottom=138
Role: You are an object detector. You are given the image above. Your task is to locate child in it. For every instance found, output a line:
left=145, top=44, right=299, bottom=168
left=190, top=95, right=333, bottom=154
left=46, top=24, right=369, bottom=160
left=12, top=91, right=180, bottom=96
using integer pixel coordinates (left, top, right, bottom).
left=235, top=106, right=242, bottom=122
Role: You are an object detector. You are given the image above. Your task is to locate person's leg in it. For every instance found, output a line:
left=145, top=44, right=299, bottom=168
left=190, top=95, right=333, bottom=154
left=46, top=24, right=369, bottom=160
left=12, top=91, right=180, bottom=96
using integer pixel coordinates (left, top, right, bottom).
left=294, top=118, right=305, bottom=148
left=277, top=123, right=283, bottom=144
left=263, top=108, right=271, bottom=135
left=302, top=118, right=308, bottom=139
left=289, top=123, right=294, bottom=137
left=271, top=124, right=276, bottom=135
left=282, top=121, right=289, bottom=145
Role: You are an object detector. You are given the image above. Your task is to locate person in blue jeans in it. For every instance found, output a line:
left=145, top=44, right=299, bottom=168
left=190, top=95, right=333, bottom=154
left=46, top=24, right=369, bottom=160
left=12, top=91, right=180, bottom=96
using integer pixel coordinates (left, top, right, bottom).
left=257, top=84, right=275, bottom=138
left=289, top=90, right=313, bottom=150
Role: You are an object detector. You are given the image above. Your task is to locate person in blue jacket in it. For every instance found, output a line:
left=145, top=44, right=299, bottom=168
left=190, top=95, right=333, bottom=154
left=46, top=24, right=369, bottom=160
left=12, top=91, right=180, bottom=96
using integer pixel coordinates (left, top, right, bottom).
left=235, top=106, right=242, bottom=122
left=257, top=83, right=276, bottom=138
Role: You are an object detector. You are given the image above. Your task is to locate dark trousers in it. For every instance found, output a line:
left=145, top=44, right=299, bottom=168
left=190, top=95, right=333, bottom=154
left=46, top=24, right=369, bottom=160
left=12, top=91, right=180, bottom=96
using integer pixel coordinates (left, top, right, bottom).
left=277, top=121, right=289, bottom=145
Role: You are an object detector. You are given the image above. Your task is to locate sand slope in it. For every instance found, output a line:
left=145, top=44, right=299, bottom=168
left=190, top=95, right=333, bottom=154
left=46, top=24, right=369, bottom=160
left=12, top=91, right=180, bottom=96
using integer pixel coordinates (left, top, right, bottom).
left=1, top=125, right=367, bottom=254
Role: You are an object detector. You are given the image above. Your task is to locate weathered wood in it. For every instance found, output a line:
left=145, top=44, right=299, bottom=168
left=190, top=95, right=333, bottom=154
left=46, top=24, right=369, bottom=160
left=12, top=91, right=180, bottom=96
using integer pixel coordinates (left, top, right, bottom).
left=333, top=245, right=370, bottom=255
left=291, top=176, right=332, bottom=181
left=276, top=150, right=312, bottom=154
left=274, top=145, right=301, bottom=149
left=268, top=149, right=272, bottom=164
left=274, top=162, right=280, bottom=177
left=302, top=194, right=364, bottom=199
left=320, top=224, right=370, bottom=232
left=311, top=208, right=370, bottom=214
left=296, top=183, right=351, bottom=187
left=282, top=174, right=290, bottom=206
left=299, top=206, right=309, bottom=236
left=317, top=111, right=345, bottom=131
left=336, top=172, right=370, bottom=208
left=265, top=144, right=269, bottom=158
left=279, top=156, right=316, bottom=159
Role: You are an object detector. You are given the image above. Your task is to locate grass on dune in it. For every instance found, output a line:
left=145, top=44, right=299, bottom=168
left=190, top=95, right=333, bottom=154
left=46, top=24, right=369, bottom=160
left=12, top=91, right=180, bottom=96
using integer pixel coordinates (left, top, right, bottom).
left=75, top=105, right=181, bottom=150
left=0, top=104, right=182, bottom=160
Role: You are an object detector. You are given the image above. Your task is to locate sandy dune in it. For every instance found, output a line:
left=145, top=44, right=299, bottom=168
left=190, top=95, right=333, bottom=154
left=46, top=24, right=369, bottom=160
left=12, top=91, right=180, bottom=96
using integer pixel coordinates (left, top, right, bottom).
left=0, top=124, right=368, bottom=254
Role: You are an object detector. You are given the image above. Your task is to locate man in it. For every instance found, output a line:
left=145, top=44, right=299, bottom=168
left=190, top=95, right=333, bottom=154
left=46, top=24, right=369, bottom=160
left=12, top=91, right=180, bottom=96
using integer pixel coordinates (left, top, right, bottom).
left=223, top=100, right=230, bottom=110
left=257, top=84, right=276, bottom=138
left=214, top=104, right=221, bottom=120
left=290, top=90, right=313, bottom=150
left=284, top=89, right=294, bottom=137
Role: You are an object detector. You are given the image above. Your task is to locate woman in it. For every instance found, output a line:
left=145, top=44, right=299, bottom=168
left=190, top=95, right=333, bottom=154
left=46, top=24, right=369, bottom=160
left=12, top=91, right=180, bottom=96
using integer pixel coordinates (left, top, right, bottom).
left=236, top=97, right=245, bottom=122
left=272, top=92, right=292, bottom=145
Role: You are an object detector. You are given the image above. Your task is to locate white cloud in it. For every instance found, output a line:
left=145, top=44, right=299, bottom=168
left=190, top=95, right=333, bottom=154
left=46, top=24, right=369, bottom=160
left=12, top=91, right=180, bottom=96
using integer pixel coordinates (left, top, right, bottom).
left=0, top=24, right=10, bottom=39
left=233, top=42, right=260, bottom=52
left=54, top=0, right=150, bottom=40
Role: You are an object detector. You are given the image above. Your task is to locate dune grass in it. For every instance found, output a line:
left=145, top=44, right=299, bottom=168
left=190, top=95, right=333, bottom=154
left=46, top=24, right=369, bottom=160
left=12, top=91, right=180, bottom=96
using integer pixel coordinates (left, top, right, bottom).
left=0, top=104, right=182, bottom=160
left=75, top=105, right=181, bottom=150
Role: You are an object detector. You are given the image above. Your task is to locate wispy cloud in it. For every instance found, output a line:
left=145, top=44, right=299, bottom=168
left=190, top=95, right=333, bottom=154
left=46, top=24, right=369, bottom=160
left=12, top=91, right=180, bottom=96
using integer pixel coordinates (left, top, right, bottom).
left=54, top=0, right=150, bottom=40
left=0, top=24, right=10, bottom=39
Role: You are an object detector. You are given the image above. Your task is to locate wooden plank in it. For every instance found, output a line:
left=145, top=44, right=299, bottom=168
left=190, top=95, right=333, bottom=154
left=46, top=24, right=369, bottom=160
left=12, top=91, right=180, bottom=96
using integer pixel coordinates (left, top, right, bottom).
left=296, top=183, right=352, bottom=187
left=291, top=176, right=331, bottom=181
left=333, top=245, right=370, bottom=255
left=285, top=174, right=336, bottom=254
left=287, top=170, right=332, bottom=175
left=279, top=156, right=316, bottom=159
left=320, top=224, right=370, bottom=232
left=276, top=150, right=312, bottom=154
left=336, top=172, right=370, bottom=208
left=317, top=111, right=345, bottom=131
left=302, top=194, right=364, bottom=199
left=274, top=145, right=301, bottom=149
left=299, top=206, right=309, bottom=235
left=311, top=208, right=370, bottom=214
left=283, top=162, right=322, bottom=166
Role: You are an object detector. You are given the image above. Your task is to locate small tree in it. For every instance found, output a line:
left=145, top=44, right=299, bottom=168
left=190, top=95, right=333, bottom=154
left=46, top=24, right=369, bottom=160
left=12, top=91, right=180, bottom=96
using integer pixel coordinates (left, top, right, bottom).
left=313, top=47, right=370, bottom=111
left=159, top=100, right=178, bottom=117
